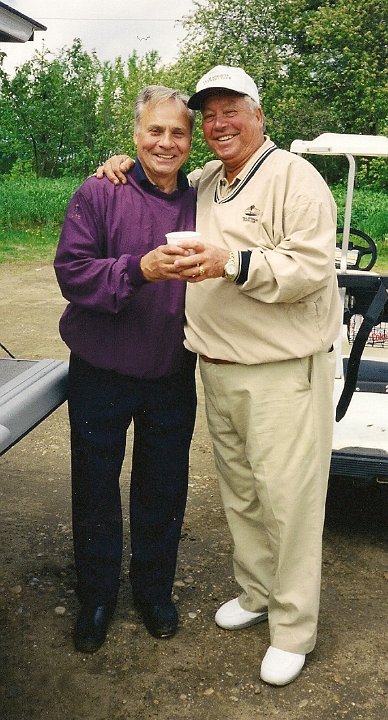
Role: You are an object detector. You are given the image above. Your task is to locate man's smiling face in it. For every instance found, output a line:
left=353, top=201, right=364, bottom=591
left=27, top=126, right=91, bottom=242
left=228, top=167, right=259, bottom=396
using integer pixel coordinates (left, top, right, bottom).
left=201, top=93, right=265, bottom=181
left=134, top=98, right=192, bottom=189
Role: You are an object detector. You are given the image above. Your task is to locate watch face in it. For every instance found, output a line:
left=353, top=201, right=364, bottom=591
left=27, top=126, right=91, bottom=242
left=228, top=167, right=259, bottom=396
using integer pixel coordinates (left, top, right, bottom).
left=224, top=260, right=236, bottom=278
left=223, top=251, right=237, bottom=279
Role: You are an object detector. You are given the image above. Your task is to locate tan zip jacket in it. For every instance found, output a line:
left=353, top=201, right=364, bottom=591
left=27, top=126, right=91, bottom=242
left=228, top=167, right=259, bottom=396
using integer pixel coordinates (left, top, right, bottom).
left=184, top=137, right=342, bottom=363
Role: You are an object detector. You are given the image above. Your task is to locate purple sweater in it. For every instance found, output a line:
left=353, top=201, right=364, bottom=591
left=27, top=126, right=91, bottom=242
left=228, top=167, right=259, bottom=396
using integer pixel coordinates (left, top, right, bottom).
left=54, top=161, right=196, bottom=378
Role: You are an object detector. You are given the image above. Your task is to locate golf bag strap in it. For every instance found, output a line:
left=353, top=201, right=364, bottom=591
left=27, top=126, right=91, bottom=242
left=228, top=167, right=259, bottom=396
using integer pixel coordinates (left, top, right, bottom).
left=336, top=280, right=388, bottom=421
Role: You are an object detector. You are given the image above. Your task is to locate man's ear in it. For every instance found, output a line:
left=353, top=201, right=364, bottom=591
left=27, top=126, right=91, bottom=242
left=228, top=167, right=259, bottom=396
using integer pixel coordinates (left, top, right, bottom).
left=256, top=107, right=264, bottom=128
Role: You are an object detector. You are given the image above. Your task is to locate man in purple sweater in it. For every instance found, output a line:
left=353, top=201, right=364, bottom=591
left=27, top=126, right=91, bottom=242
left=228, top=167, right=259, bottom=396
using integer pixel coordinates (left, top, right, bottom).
left=54, top=86, right=197, bottom=652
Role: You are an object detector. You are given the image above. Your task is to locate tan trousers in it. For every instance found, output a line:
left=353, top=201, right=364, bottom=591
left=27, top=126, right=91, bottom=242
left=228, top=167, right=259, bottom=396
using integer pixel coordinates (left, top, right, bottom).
left=199, top=351, right=336, bottom=654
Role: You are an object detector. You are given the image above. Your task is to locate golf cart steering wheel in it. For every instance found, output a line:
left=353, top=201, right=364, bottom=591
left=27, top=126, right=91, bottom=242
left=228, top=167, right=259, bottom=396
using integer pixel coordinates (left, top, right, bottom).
left=336, top=227, right=378, bottom=271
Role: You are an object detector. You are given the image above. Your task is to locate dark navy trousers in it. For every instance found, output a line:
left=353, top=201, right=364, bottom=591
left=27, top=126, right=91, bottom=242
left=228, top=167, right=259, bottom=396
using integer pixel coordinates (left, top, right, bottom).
left=67, top=352, right=197, bottom=607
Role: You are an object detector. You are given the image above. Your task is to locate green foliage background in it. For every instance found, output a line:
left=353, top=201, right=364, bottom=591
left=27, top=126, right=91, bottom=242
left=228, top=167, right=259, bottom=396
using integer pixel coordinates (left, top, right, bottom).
left=0, top=0, right=386, bottom=185
left=0, top=178, right=386, bottom=269
left=0, top=0, right=386, bottom=267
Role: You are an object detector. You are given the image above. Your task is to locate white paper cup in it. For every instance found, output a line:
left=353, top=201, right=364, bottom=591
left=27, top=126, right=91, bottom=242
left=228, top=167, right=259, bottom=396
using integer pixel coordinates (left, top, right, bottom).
left=165, top=231, right=201, bottom=245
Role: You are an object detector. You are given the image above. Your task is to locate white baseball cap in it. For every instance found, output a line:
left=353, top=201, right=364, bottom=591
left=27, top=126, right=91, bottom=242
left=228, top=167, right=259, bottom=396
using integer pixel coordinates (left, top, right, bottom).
left=188, top=65, right=261, bottom=110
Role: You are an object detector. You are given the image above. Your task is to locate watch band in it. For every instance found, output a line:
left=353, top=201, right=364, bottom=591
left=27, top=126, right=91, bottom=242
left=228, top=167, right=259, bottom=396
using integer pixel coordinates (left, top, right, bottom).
left=223, top=251, right=238, bottom=280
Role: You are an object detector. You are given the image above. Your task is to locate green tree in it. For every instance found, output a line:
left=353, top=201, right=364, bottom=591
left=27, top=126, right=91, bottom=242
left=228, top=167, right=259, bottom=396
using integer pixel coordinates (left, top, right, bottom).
left=95, top=51, right=166, bottom=162
left=174, top=0, right=387, bottom=183
left=1, top=2, right=385, bottom=184
left=304, top=0, right=387, bottom=135
left=0, top=39, right=101, bottom=177
left=289, top=0, right=388, bottom=184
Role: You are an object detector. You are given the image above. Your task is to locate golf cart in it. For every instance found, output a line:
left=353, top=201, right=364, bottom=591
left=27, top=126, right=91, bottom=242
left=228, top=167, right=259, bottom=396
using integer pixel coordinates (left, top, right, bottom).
left=291, top=133, right=388, bottom=486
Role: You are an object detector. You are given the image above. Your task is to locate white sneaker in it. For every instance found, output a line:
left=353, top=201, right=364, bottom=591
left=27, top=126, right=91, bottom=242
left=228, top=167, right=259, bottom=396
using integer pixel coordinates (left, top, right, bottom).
left=260, top=646, right=305, bottom=686
left=215, top=597, right=268, bottom=630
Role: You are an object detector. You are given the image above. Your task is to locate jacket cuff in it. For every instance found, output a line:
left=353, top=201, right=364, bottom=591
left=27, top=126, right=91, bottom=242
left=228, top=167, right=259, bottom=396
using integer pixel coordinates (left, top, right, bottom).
left=127, top=255, right=147, bottom=286
left=235, top=250, right=252, bottom=285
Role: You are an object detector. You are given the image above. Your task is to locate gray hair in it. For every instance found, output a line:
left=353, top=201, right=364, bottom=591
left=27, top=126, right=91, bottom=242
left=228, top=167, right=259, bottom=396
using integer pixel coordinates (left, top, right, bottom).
left=134, top=85, right=196, bottom=135
left=244, top=95, right=266, bottom=131
left=244, top=95, right=261, bottom=112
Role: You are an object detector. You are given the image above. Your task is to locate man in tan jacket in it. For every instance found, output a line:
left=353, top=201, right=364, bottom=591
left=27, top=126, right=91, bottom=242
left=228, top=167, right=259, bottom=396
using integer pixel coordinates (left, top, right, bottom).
left=98, top=65, right=341, bottom=686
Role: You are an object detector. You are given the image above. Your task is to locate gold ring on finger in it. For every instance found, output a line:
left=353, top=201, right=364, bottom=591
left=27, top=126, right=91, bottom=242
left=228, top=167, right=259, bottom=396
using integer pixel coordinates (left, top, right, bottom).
left=198, top=265, right=206, bottom=276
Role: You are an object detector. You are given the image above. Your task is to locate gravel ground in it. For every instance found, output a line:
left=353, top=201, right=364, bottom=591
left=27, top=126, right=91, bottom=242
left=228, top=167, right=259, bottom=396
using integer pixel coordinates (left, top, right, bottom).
left=0, top=262, right=387, bottom=720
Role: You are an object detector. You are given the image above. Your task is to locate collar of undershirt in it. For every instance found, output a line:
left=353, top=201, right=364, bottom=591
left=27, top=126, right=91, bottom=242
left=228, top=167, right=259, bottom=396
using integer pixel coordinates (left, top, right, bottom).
left=214, top=143, right=277, bottom=204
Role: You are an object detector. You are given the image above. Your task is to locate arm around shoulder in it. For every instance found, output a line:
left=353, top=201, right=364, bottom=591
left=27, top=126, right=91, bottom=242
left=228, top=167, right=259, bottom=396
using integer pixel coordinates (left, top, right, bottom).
left=95, top=154, right=134, bottom=184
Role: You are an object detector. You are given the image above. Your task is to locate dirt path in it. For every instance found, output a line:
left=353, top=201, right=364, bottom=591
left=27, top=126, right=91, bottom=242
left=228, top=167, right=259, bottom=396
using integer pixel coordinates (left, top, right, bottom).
left=0, top=263, right=386, bottom=720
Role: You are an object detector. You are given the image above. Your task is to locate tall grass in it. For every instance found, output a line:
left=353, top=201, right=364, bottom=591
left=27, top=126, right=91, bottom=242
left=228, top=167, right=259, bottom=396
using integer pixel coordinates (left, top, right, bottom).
left=0, top=176, right=82, bottom=227
left=331, top=185, right=388, bottom=271
left=331, top=185, right=387, bottom=244
left=0, top=176, right=387, bottom=269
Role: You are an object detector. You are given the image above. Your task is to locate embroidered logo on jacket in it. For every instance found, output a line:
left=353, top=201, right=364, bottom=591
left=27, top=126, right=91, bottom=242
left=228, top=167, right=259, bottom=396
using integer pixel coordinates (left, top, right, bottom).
left=243, top=205, right=260, bottom=223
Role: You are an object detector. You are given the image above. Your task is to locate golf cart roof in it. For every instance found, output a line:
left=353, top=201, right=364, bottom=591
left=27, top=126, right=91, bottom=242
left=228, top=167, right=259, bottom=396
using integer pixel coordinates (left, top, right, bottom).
left=291, top=132, right=388, bottom=272
left=290, top=133, right=388, bottom=157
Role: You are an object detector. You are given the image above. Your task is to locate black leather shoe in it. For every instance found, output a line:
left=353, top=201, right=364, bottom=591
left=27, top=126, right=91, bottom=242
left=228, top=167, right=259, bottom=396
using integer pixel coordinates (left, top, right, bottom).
left=134, top=599, right=178, bottom=639
left=73, top=603, right=114, bottom=653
